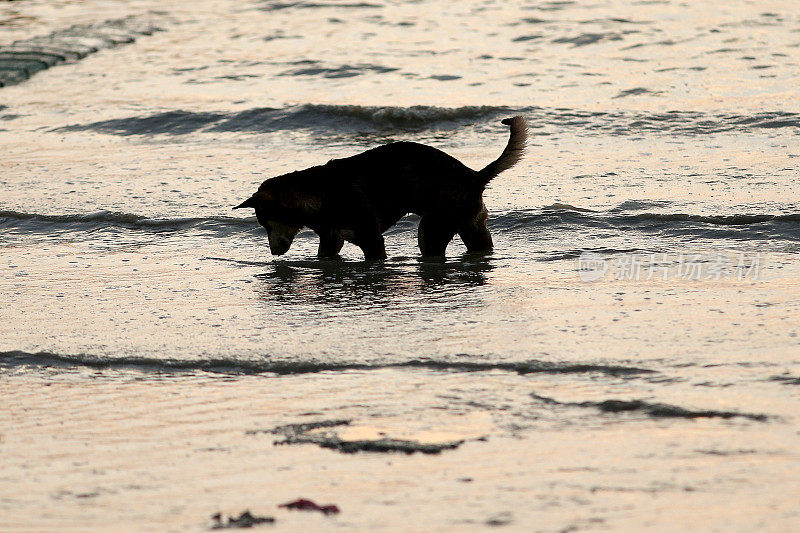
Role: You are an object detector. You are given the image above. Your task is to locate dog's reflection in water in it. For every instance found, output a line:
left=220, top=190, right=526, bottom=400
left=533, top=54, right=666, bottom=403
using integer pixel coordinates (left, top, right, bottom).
left=254, top=255, right=493, bottom=307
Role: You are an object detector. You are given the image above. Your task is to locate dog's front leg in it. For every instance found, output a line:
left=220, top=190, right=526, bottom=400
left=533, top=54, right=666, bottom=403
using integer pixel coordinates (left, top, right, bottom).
left=418, top=215, right=458, bottom=258
left=317, top=230, right=344, bottom=259
left=355, top=233, right=387, bottom=261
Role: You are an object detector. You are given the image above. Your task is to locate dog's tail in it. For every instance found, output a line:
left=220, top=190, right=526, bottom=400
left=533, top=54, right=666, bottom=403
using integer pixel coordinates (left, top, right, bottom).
left=477, top=116, right=527, bottom=186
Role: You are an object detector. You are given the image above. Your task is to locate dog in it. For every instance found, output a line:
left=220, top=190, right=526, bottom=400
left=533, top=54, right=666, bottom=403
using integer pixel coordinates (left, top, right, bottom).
left=234, top=116, right=527, bottom=260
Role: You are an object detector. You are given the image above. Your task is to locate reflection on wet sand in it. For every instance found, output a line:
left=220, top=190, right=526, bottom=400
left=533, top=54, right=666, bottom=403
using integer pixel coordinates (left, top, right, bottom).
left=255, top=256, right=493, bottom=305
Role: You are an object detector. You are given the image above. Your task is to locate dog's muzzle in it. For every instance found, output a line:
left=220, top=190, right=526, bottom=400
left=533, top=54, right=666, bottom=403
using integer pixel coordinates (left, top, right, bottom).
left=269, top=242, right=291, bottom=255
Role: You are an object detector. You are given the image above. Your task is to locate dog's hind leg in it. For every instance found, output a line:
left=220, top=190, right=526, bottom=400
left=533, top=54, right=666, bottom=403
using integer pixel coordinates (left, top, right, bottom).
left=418, top=215, right=458, bottom=258
left=458, top=204, right=493, bottom=253
left=317, top=230, right=345, bottom=259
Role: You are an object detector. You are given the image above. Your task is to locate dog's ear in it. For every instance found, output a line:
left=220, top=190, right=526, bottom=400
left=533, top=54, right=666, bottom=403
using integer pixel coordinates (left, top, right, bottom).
left=234, top=191, right=271, bottom=210
left=233, top=196, right=257, bottom=209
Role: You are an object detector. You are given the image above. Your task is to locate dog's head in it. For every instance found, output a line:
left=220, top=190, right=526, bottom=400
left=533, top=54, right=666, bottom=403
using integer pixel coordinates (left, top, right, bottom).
left=261, top=218, right=300, bottom=256
left=234, top=192, right=301, bottom=256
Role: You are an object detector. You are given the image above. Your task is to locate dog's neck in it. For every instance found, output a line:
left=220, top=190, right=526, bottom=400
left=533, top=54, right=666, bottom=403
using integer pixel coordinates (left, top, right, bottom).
left=279, top=191, right=322, bottom=216
left=255, top=166, right=329, bottom=225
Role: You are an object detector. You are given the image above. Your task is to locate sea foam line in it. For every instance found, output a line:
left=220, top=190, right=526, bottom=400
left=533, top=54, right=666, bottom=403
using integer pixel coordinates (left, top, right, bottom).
left=0, top=350, right=654, bottom=377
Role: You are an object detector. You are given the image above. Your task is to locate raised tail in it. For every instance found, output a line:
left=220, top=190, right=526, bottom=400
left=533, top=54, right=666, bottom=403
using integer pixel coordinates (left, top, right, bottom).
left=477, top=116, right=527, bottom=186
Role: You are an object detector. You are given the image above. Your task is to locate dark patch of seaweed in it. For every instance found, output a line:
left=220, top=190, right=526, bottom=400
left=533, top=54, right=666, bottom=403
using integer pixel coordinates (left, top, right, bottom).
left=264, top=419, right=463, bottom=454
left=531, top=394, right=769, bottom=421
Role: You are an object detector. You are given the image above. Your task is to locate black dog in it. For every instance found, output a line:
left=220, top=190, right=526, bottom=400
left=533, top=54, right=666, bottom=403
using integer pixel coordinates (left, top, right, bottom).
left=234, top=116, right=526, bottom=259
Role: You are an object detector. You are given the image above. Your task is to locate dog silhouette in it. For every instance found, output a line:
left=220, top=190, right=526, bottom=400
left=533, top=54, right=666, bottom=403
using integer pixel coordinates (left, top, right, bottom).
left=235, top=116, right=527, bottom=259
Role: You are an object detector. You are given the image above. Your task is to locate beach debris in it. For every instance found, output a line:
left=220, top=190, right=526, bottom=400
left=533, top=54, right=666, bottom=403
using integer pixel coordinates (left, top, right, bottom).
left=288, top=435, right=464, bottom=454
left=211, top=511, right=275, bottom=529
left=262, top=418, right=464, bottom=454
left=250, top=419, right=351, bottom=436
left=279, top=498, right=340, bottom=515
left=530, top=394, right=769, bottom=422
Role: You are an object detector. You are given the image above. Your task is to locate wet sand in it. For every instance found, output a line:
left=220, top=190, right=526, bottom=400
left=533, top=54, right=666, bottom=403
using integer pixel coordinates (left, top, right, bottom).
left=3, top=364, right=800, bottom=532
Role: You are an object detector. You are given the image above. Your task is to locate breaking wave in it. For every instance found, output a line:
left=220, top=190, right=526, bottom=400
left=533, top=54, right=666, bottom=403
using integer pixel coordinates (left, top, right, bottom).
left=55, top=104, right=507, bottom=136
left=492, top=209, right=800, bottom=228
left=0, top=209, right=257, bottom=237
left=489, top=208, right=800, bottom=241
left=3, top=206, right=799, bottom=243
left=52, top=104, right=800, bottom=136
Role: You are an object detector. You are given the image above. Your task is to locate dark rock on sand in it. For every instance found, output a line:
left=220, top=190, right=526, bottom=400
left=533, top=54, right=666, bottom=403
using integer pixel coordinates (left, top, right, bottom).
left=211, top=511, right=275, bottom=529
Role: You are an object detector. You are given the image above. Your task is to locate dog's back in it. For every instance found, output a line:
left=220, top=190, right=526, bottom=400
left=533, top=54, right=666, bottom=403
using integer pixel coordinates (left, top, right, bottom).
left=318, top=141, right=479, bottom=216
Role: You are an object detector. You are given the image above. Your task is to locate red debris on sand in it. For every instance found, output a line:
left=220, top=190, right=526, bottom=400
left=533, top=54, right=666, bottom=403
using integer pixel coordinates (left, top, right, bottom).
left=279, top=498, right=340, bottom=515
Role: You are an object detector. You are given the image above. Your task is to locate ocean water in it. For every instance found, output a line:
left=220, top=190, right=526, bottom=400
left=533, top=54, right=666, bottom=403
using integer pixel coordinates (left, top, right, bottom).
left=2, top=0, right=799, bottom=531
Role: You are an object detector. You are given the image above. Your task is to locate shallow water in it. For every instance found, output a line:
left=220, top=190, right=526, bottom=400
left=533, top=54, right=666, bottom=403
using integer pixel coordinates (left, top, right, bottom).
left=1, top=0, right=800, bottom=531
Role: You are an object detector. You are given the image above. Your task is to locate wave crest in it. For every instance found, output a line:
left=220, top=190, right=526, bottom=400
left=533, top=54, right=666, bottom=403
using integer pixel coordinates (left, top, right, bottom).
left=0, top=350, right=653, bottom=377
left=56, top=104, right=507, bottom=136
left=0, top=209, right=256, bottom=236
left=488, top=207, right=800, bottom=241
left=3, top=207, right=799, bottom=242
left=302, top=104, right=505, bottom=127
left=52, top=104, right=800, bottom=137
